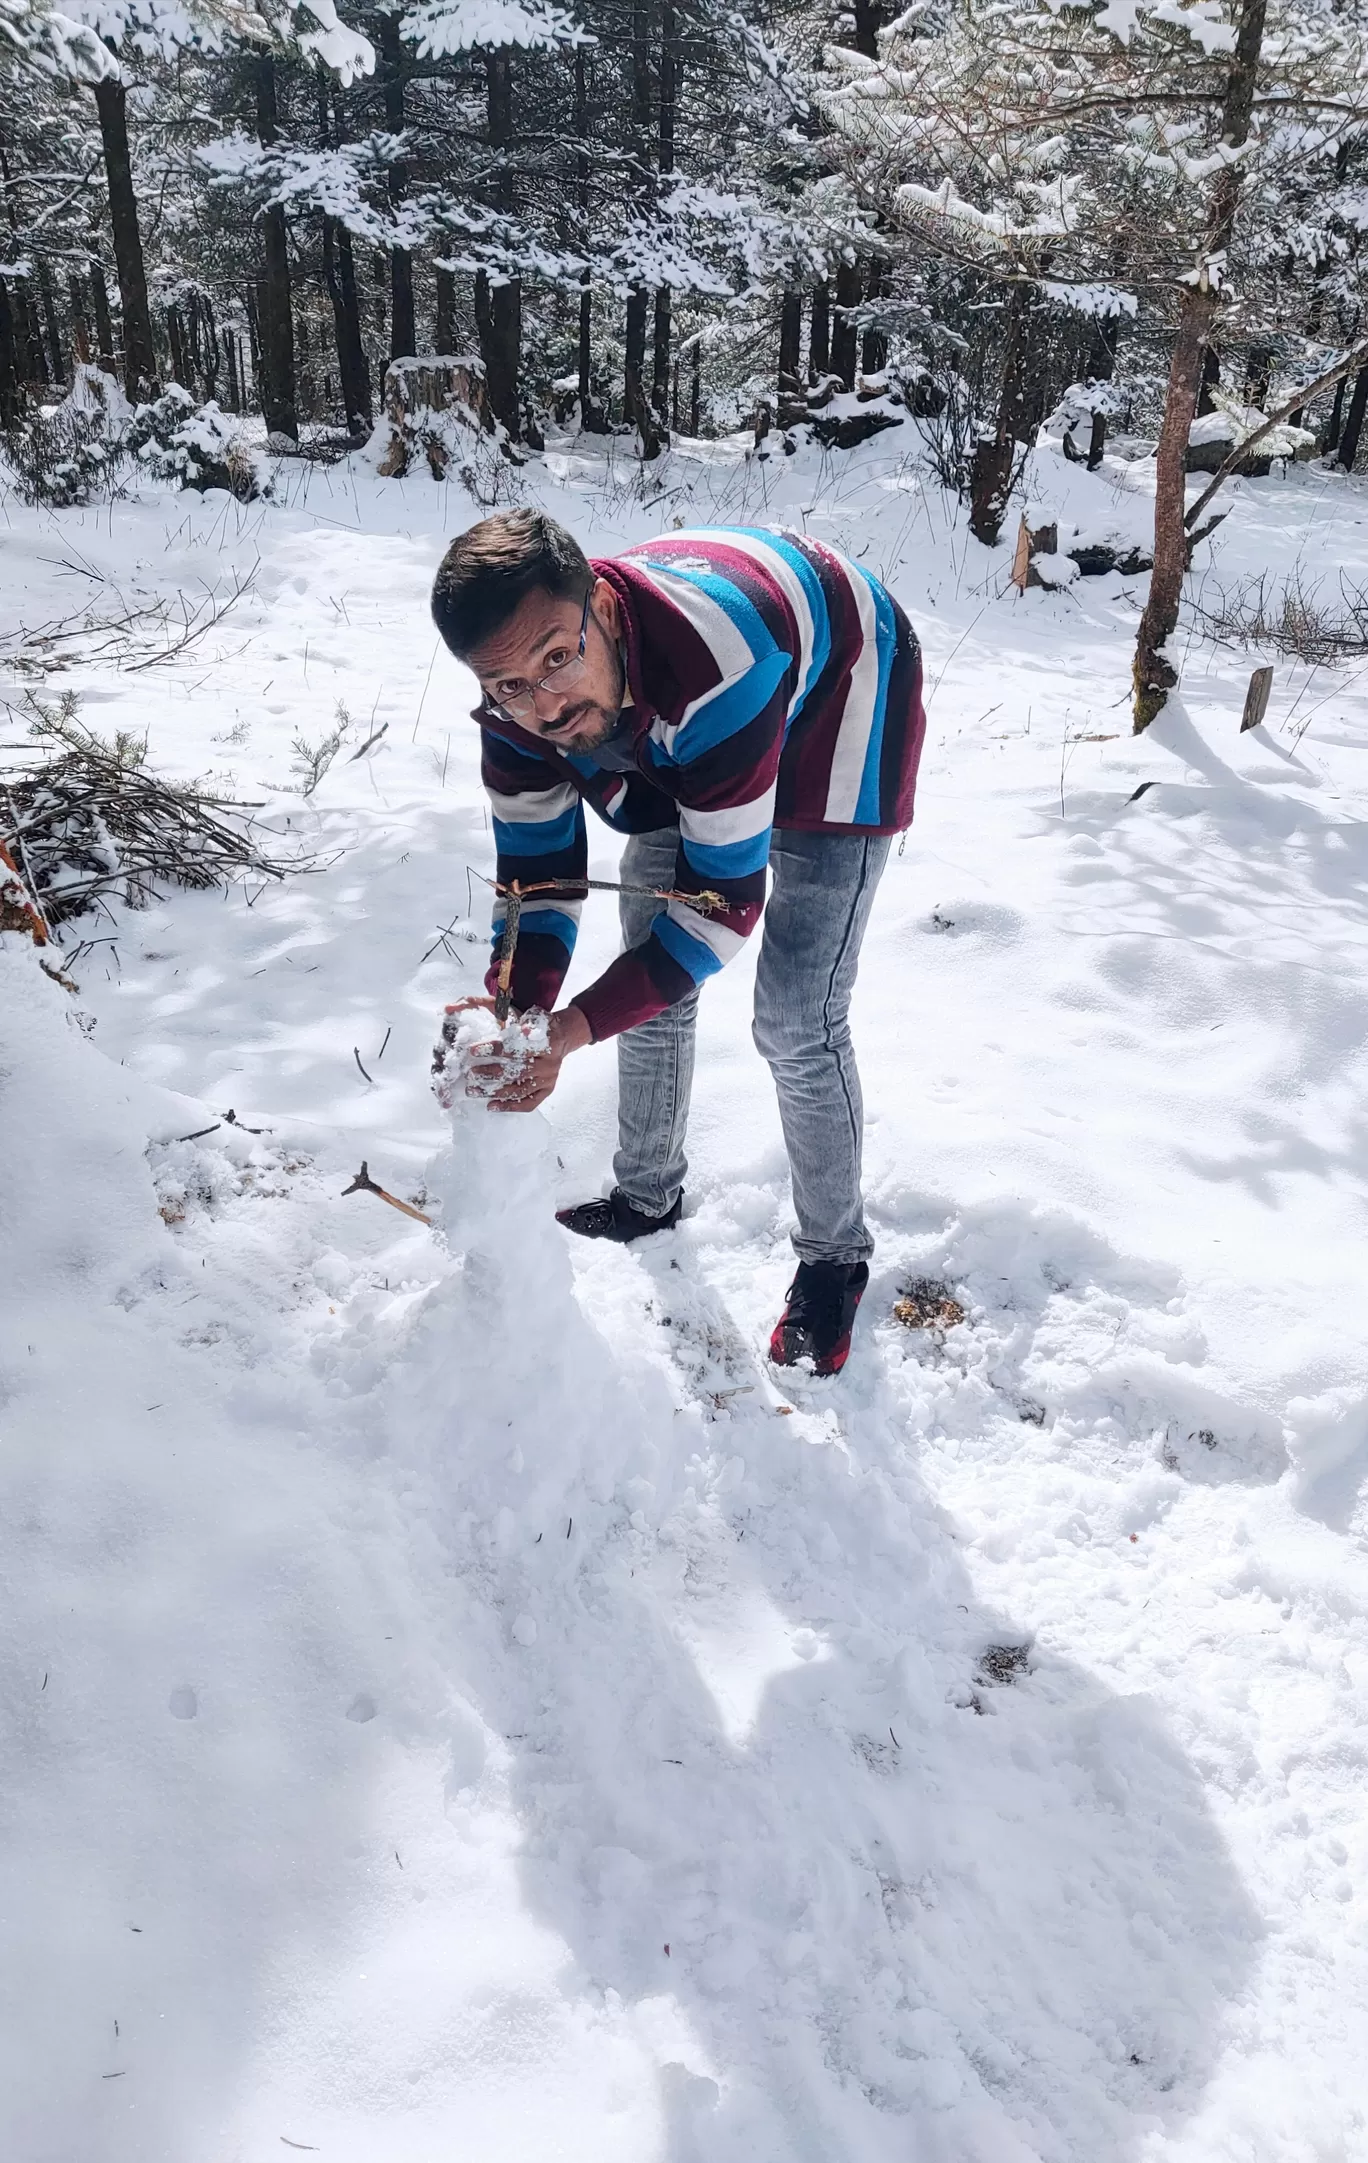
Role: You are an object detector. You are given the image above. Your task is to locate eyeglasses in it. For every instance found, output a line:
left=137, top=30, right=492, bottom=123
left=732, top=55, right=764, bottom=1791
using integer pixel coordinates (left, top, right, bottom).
left=483, top=587, right=594, bottom=724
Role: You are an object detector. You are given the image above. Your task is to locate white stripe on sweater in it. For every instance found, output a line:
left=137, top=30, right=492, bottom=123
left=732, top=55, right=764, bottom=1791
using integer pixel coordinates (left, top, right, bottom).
left=664, top=896, right=751, bottom=966
left=822, top=562, right=879, bottom=824
left=679, top=782, right=776, bottom=849
left=487, top=781, right=580, bottom=824
left=699, top=529, right=818, bottom=711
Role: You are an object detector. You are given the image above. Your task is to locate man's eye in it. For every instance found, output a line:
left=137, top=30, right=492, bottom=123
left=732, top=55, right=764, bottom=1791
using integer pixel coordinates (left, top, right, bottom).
left=542, top=648, right=570, bottom=671
left=495, top=681, right=528, bottom=701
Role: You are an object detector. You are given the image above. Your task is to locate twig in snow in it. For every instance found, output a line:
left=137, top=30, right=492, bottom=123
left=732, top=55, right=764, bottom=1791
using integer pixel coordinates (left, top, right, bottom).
left=349, top=721, right=389, bottom=760
left=353, top=1047, right=375, bottom=1085
left=377, top=1025, right=392, bottom=1061
left=174, top=1123, right=222, bottom=1143
left=342, top=1161, right=432, bottom=1226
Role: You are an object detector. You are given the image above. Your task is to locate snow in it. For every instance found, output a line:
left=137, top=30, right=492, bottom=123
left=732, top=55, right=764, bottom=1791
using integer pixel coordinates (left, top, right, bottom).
left=3, top=418, right=1368, bottom=2162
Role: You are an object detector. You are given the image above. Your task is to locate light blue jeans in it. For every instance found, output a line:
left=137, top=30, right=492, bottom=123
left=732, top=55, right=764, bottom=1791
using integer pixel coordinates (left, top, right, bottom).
left=613, top=824, right=891, bottom=1264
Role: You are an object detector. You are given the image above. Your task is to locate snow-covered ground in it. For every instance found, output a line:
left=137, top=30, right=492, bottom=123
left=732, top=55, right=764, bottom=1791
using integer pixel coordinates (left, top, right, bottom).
left=3, top=421, right=1368, bottom=2162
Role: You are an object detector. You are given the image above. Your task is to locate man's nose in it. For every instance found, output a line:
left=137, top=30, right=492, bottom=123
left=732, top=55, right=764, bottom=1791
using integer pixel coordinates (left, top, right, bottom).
left=532, top=681, right=572, bottom=729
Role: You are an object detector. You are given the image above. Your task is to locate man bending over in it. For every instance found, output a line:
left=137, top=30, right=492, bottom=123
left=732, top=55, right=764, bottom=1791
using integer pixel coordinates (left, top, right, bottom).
left=430, top=511, right=925, bottom=1377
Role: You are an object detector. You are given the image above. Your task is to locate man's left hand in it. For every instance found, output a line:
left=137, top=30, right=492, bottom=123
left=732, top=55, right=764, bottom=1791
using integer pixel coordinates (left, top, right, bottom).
left=483, top=1003, right=593, bottom=1112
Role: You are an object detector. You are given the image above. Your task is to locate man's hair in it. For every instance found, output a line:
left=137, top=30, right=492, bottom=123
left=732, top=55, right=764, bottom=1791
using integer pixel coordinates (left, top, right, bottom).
left=430, top=509, right=592, bottom=657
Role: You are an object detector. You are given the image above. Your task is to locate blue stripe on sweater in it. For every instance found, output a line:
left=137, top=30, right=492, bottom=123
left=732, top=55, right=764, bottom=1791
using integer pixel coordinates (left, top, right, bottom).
left=852, top=564, right=898, bottom=828
left=653, top=910, right=725, bottom=984
left=492, top=804, right=582, bottom=858
left=680, top=828, right=772, bottom=881
left=717, top=529, right=831, bottom=726
left=667, top=648, right=791, bottom=764
left=491, top=906, right=579, bottom=955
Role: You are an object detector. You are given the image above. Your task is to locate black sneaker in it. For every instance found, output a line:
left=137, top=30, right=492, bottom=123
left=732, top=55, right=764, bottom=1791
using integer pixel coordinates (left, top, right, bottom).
left=769, top=1260, right=870, bottom=1377
left=555, top=1188, right=683, bottom=1243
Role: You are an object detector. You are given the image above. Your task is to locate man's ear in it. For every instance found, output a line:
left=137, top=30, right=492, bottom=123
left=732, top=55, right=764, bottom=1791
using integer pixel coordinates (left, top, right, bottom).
left=592, top=577, right=621, bottom=637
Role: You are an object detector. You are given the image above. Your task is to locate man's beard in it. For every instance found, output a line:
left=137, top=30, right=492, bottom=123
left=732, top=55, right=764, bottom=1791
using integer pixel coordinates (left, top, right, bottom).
left=547, top=698, right=621, bottom=750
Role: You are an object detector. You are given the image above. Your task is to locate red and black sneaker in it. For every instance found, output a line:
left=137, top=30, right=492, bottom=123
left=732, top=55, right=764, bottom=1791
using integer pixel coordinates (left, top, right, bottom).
left=555, top=1188, right=684, bottom=1244
left=769, top=1260, right=870, bottom=1378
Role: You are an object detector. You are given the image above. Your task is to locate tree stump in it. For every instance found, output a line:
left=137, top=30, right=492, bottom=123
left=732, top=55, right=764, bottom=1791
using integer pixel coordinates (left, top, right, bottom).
left=375, top=355, right=489, bottom=478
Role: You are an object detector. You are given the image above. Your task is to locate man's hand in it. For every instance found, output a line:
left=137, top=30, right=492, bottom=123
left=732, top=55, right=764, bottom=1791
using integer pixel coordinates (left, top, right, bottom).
left=458, top=1000, right=592, bottom=1113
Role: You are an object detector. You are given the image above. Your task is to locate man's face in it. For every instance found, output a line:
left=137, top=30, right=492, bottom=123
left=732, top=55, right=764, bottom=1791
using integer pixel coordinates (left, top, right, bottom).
left=468, top=578, right=626, bottom=752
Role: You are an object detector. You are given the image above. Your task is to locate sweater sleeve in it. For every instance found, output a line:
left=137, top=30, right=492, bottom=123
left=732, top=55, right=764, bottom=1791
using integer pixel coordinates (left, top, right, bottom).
left=572, top=649, right=791, bottom=1041
left=480, top=726, right=586, bottom=1014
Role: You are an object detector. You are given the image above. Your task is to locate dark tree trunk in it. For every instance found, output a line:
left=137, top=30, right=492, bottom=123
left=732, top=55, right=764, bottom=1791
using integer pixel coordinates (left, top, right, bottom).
left=255, top=54, right=298, bottom=440
left=225, top=328, right=240, bottom=411
left=0, top=277, right=20, bottom=422
left=323, top=216, right=372, bottom=432
left=623, top=284, right=660, bottom=456
left=1197, top=342, right=1220, bottom=415
left=831, top=258, right=859, bottom=389
left=809, top=280, right=829, bottom=380
left=476, top=52, right=521, bottom=439
left=1337, top=367, right=1368, bottom=472
left=435, top=266, right=457, bottom=355
left=245, top=281, right=261, bottom=383
left=36, top=259, right=66, bottom=384
left=651, top=0, right=676, bottom=425
left=1323, top=372, right=1348, bottom=456
left=19, top=282, right=48, bottom=384
left=778, top=289, right=802, bottom=400
left=652, top=288, right=671, bottom=423
left=1134, top=0, right=1268, bottom=728
left=1246, top=344, right=1273, bottom=409
left=90, top=260, right=116, bottom=371
left=690, top=337, right=701, bottom=434
left=68, top=274, right=90, bottom=366
left=167, top=305, right=188, bottom=388
left=969, top=283, right=1030, bottom=546
left=378, top=13, right=415, bottom=361
left=1085, top=311, right=1120, bottom=382
left=861, top=258, right=887, bottom=376
left=93, top=74, right=157, bottom=402
left=475, top=272, right=521, bottom=438
left=852, top=0, right=882, bottom=57
left=572, top=45, right=605, bottom=429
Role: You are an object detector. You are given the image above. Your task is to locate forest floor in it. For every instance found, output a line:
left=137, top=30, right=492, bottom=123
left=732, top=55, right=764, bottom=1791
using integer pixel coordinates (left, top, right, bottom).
left=3, top=418, right=1368, bottom=2163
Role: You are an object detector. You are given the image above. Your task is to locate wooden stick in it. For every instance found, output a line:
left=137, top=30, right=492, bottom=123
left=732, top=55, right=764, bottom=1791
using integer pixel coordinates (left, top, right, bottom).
left=342, top=1160, right=432, bottom=1225
left=492, top=875, right=727, bottom=912
left=493, top=881, right=523, bottom=1024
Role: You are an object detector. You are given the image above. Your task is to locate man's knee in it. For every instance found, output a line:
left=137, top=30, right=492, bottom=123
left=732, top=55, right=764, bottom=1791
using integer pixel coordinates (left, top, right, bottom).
left=753, top=1005, right=849, bottom=1069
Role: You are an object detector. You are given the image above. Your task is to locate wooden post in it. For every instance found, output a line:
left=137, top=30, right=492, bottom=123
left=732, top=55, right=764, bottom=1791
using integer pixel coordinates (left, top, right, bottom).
left=1240, top=664, right=1273, bottom=732
left=1010, top=516, right=1032, bottom=593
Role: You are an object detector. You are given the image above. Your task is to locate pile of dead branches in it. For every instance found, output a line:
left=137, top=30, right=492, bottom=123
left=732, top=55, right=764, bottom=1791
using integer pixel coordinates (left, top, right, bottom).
left=1, top=692, right=310, bottom=931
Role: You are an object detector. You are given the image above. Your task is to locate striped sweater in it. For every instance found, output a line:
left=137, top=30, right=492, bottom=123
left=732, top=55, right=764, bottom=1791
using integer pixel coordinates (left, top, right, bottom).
left=480, top=526, right=925, bottom=1041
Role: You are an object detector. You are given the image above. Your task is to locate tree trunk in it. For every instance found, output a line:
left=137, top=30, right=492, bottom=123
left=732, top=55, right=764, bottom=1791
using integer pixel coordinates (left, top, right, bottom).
left=323, top=217, right=372, bottom=431
left=435, top=266, right=457, bottom=355
left=35, top=260, right=65, bottom=383
left=0, top=277, right=20, bottom=422
left=831, top=258, right=859, bottom=389
left=1197, top=342, right=1220, bottom=415
left=93, top=74, right=157, bottom=402
left=378, top=13, right=415, bottom=362
left=623, top=284, right=660, bottom=456
left=968, top=282, right=1030, bottom=546
left=861, top=258, right=887, bottom=376
left=90, top=260, right=116, bottom=371
left=1323, top=372, right=1348, bottom=456
left=1336, top=367, right=1368, bottom=472
left=1133, top=0, right=1268, bottom=729
left=809, top=280, right=830, bottom=380
left=651, top=0, right=675, bottom=426
left=68, top=274, right=90, bottom=366
left=167, top=304, right=188, bottom=388
left=690, top=337, right=701, bottom=434
left=852, top=0, right=882, bottom=58
left=225, top=328, right=241, bottom=411
left=778, top=288, right=802, bottom=401
left=476, top=52, right=520, bottom=439
left=254, top=56, right=297, bottom=439
left=572, top=45, right=605, bottom=431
